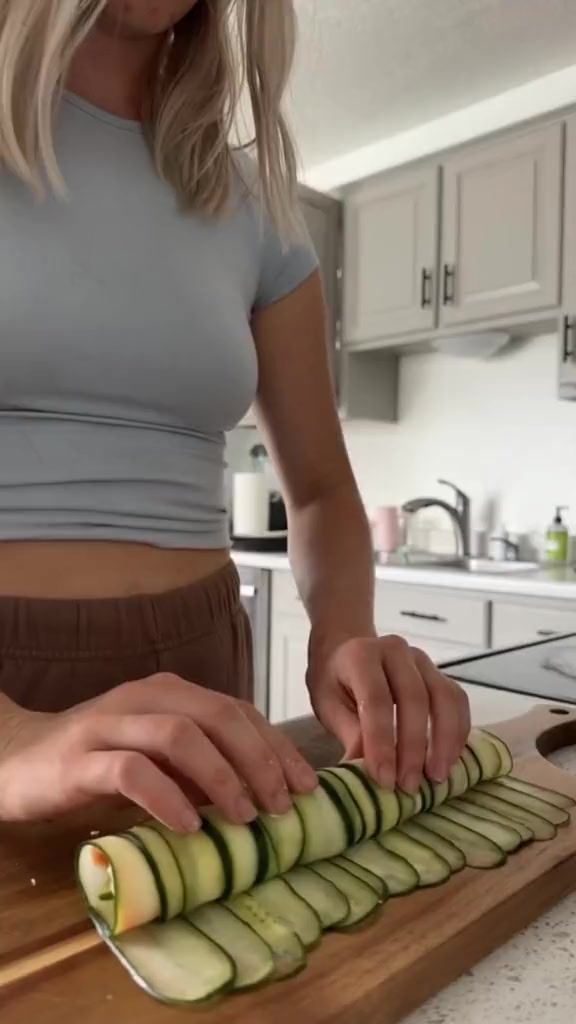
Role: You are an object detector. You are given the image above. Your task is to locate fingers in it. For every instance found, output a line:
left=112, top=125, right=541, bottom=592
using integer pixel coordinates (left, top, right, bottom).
left=412, top=649, right=471, bottom=781
left=381, top=637, right=429, bottom=792
left=350, top=672, right=396, bottom=789
left=87, top=713, right=259, bottom=825
left=79, top=750, right=201, bottom=833
left=239, top=701, right=318, bottom=795
left=311, top=680, right=364, bottom=763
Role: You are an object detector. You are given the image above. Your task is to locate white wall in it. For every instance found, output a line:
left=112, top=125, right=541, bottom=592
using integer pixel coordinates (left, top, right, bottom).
left=229, top=334, right=576, bottom=554
left=344, top=334, right=574, bottom=551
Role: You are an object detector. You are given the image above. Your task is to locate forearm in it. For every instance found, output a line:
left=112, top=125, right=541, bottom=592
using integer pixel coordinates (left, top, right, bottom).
left=288, top=481, right=377, bottom=652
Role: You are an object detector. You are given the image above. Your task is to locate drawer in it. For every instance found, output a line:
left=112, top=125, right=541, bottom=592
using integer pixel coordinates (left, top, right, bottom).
left=375, top=583, right=489, bottom=647
left=492, top=600, right=576, bottom=649
left=272, top=570, right=305, bottom=617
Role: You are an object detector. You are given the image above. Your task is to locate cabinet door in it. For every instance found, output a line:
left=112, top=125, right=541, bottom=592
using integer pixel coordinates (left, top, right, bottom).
left=300, top=186, right=342, bottom=383
left=440, top=123, right=562, bottom=326
left=492, top=600, right=576, bottom=649
left=560, top=116, right=576, bottom=391
left=269, top=611, right=312, bottom=723
left=344, top=165, right=439, bottom=343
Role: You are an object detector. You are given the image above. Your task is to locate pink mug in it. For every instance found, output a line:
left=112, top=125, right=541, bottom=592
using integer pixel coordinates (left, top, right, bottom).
left=373, top=506, right=400, bottom=554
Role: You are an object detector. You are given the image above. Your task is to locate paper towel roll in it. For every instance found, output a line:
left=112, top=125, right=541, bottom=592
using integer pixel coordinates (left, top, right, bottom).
left=232, top=472, right=269, bottom=536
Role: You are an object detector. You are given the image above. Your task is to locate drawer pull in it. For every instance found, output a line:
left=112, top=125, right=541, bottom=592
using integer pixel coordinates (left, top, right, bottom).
left=537, top=629, right=560, bottom=638
left=400, top=610, right=448, bottom=624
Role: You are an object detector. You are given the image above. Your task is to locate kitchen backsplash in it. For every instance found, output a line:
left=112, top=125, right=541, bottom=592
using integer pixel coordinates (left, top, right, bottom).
left=228, top=333, right=574, bottom=556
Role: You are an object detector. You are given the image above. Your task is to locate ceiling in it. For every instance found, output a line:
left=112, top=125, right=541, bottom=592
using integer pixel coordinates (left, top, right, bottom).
left=288, top=0, right=576, bottom=172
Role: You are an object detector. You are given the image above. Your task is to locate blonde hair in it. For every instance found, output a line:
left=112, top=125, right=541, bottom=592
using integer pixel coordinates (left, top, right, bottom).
left=0, top=0, right=300, bottom=234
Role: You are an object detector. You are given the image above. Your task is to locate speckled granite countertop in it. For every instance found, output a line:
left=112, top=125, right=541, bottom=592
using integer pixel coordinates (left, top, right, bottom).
left=404, top=745, right=576, bottom=1024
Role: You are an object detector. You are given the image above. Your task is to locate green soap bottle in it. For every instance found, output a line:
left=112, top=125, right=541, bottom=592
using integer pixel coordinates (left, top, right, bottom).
left=545, top=506, right=569, bottom=564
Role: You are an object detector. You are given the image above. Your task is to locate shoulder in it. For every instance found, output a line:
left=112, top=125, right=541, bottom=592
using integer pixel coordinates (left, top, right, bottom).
left=230, top=152, right=319, bottom=310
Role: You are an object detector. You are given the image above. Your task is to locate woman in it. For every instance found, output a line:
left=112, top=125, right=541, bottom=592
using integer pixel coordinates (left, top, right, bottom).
left=0, top=0, right=469, bottom=833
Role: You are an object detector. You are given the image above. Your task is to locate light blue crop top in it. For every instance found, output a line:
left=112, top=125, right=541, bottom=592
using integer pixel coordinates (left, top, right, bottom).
left=0, top=94, right=318, bottom=548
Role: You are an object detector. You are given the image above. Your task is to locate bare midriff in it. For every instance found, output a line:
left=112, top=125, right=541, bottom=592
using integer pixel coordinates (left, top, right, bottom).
left=0, top=541, right=231, bottom=598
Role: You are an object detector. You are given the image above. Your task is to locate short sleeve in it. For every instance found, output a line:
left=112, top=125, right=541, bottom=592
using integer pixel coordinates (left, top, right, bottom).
left=253, top=212, right=319, bottom=310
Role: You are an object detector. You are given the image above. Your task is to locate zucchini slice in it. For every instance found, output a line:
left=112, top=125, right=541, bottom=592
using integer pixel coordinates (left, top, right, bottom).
left=447, top=758, right=469, bottom=799
left=188, top=904, right=273, bottom=991
left=420, top=779, right=434, bottom=812
left=202, top=809, right=262, bottom=896
left=450, top=797, right=534, bottom=843
left=462, top=790, right=555, bottom=841
left=348, top=760, right=400, bottom=832
left=332, top=855, right=386, bottom=898
left=479, top=730, right=514, bottom=775
left=467, top=731, right=502, bottom=780
left=309, top=861, right=382, bottom=929
left=151, top=824, right=226, bottom=911
left=415, top=812, right=506, bottom=868
left=432, top=804, right=523, bottom=853
left=345, top=839, right=418, bottom=895
left=256, top=821, right=279, bottom=882
left=478, top=782, right=570, bottom=827
left=77, top=836, right=161, bottom=935
left=319, top=770, right=365, bottom=845
left=379, top=830, right=451, bottom=887
left=283, top=867, right=350, bottom=929
left=461, top=746, right=482, bottom=788
left=431, top=780, right=450, bottom=807
left=294, top=785, right=348, bottom=863
left=398, top=789, right=423, bottom=822
left=398, top=820, right=465, bottom=873
left=496, top=775, right=575, bottom=810
left=333, top=764, right=381, bottom=837
left=260, top=806, right=304, bottom=874
left=226, top=893, right=305, bottom=980
left=251, top=878, right=321, bottom=949
left=102, top=919, right=234, bottom=1005
left=128, top=825, right=184, bottom=920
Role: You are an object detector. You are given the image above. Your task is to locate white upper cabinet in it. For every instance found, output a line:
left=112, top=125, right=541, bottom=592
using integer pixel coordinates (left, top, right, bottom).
left=560, top=115, right=576, bottom=393
left=439, top=123, right=563, bottom=326
left=344, top=165, right=440, bottom=343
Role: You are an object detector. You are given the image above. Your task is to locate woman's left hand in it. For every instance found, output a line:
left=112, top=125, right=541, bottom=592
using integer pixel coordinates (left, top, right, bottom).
left=307, top=633, right=471, bottom=794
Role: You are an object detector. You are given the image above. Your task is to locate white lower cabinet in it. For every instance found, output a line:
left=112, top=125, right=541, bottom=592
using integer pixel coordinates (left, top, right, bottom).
left=268, top=609, right=312, bottom=724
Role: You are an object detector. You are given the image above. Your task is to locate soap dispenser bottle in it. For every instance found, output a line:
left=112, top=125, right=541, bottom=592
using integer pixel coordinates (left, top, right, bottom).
left=545, top=506, right=569, bottom=564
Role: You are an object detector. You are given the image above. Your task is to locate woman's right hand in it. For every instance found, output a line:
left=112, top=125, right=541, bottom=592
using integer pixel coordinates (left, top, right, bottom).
left=0, top=674, right=318, bottom=831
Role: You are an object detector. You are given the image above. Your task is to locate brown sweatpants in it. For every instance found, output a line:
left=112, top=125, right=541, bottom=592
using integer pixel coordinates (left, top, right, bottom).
left=0, top=561, right=253, bottom=712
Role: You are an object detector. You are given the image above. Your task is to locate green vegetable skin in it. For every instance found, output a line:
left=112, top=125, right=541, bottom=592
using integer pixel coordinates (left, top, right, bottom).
left=76, top=730, right=574, bottom=1007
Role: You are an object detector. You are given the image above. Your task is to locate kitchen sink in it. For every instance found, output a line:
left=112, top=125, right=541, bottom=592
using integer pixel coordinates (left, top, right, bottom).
left=461, top=558, right=540, bottom=575
left=385, top=553, right=541, bottom=575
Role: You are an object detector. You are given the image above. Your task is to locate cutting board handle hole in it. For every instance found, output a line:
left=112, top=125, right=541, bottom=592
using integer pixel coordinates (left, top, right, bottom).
left=549, top=708, right=571, bottom=716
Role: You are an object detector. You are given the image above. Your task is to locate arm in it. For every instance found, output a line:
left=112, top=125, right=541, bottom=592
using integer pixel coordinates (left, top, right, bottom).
left=252, top=273, right=470, bottom=790
left=254, top=273, right=375, bottom=648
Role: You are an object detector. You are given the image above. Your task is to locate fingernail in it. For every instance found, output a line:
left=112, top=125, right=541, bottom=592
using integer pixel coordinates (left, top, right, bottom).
left=403, top=774, right=421, bottom=794
left=271, top=789, right=293, bottom=815
left=179, top=808, right=201, bottom=833
left=294, top=764, right=318, bottom=793
left=235, top=794, right=258, bottom=822
left=430, top=765, right=448, bottom=783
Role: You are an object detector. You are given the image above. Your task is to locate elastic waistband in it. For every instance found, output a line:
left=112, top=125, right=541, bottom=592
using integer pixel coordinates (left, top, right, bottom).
left=0, top=560, right=241, bottom=659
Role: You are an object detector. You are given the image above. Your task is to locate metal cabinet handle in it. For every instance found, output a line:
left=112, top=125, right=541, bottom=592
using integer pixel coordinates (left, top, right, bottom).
left=562, top=315, right=575, bottom=362
left=442, top=264, right=456, bottom=305
left=400, top=610, right=448, bottom=624
left=420, top=268, right=433, bottom=308
left=240, top=584, right=257, bottom=599
left=536, top=629, right=559, bottom=638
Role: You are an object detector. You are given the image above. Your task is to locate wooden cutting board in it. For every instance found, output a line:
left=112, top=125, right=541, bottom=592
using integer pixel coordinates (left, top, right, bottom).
left=2, top=705, right=576, bottom=1024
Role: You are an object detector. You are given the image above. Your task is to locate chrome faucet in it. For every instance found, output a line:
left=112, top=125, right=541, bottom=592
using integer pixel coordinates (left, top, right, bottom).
left=402, top=479, right=471, bottom=559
